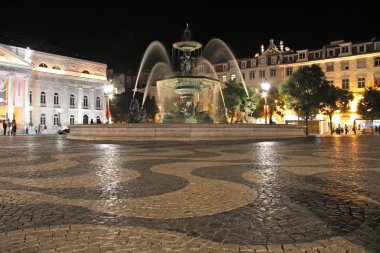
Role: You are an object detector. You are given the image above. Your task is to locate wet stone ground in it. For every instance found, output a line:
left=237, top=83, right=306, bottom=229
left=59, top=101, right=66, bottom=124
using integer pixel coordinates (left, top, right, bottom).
left=0, top=135, right=379, bottom=253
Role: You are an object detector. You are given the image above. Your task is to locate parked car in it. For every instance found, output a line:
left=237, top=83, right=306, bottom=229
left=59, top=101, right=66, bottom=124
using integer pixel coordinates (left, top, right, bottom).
left=58, top=127, right=70, bottom=135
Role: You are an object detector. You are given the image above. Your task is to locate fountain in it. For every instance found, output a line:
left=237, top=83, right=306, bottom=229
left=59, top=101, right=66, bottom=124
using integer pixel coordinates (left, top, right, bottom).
left=67, top=24, right=306, bottom=141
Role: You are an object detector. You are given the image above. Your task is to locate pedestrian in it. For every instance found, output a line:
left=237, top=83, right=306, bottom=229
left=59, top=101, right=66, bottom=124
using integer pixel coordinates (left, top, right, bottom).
left=90, top=119, right=94, bottom=124
left=2, top=119, right=6, bottom=136
left=6, top=119, right=10, bottom=135
left=344, top=124, right=349, bottom=135
left=11, top=119, right=16, bottom=136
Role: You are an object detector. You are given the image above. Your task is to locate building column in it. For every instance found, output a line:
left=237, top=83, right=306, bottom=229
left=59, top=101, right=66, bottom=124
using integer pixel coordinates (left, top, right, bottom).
left=7, top=75, right=14, bottom=121
left=78, top=87, right=83, bottom=124
left=24, top=76, right=30, bottom=127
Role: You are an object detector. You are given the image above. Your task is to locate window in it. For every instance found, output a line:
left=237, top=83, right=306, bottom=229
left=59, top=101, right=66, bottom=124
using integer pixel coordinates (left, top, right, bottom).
left=271, top=56, right=277, bottom=64
left=375, top=43, right=380, bottom=51
left=82, top=70, right=90, bottom=74
left=341, top=61, right=349, bottom=70
left=70, top=115, right=75, bottom=125
left=374, top=57, right=380, bottom=67
left=342, top=79, right=349, bottom=90
left=96, top=96, right=101, bottom=109
left=222, top=75, right=227, bottom=82
left=54, top=114, right=59, bottom=126
left=357, top=59, right=366, bottom=69
left=230, top=74, right=236, bottom=81
left=40, top=114, right=46, bottom=125
left=223, top=64, right=228, bottom=71
left=230, top=63, right=235, bottom=69
left=358, top=77, right=366, bottom=88
left=286, top=67, right=293, bottom=76
left=96, top=116, right=101, bottom=123
left=242, top=73, right=246, bottom=80
left=270, top=69, right=276, bottom=77
left=39, top=63, right=48, bottom=68
left=29, top=91, right=32, bottom=104
left=259, top=57, right=266, bottom=65
left=327, top=80, right=334, bottom=86
left=341, top=46, right=349, bottom=54
left=198, top=67, right=204, bottom=73
left=83, top=95, right=88, bottom=108
left=249, top=71, right=255, bottom=80
left=288, top=56, right=294, bottom=62
left=52, top=65, right=61, bottom=70
left=328, top=50, right=334, bottom=57
left=54, top=93, right=59, bottom=106
left=70, top=94, right=75, bottom=108
left=299, top=53, right=306, bottom=59
left=358, top=45, right=365, bottom=53
left=315, top=52, right=320, bottom=58
left=40, top=91, right=46, bottom=105
left=241, top=61, right=246, bottom=68
left=251, top=59, right=256, bottom=67
left=326, top=63, right=334, bottom=72
left=259, top=70, right=265, bottom=78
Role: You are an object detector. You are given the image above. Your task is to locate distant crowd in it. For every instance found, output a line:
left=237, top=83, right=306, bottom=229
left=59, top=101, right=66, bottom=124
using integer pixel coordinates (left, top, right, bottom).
left=2, top=119, right=17, bottom=136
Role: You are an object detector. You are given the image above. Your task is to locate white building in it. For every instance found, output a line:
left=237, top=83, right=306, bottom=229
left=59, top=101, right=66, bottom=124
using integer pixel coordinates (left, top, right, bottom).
left=0, top=43, right=108, bottom=134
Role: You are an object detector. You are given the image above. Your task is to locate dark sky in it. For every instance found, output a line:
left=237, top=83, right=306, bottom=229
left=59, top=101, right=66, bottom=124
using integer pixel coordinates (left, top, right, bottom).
left=1, top=0, right=379, bottom=73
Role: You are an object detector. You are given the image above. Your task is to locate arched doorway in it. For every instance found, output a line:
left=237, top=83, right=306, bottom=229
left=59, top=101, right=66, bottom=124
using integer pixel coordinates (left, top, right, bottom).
left=83, top=114, right=89, bottom=124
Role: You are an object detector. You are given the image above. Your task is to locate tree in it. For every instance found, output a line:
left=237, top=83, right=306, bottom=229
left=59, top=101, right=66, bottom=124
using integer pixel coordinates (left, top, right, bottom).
left=222, top=80, right=259, bottom=123
left=357, top=87, right=380, bottom=129
left=281, top=64, right=329, bottom=135
left=267, top=87, right=286, bottom=124
left=319, top=85, right=353, bottom=134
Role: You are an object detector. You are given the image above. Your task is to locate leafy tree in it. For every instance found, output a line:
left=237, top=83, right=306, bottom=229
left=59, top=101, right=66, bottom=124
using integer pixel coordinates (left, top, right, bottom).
left=319, top=85, right=353, bottom=134
left=281, top=64, right=329, bottom=135
left=222, top=80, right=259, bottom=123
left=267, top=87, right=286, bottom=124
left=357, top=87, right=380, bottom=128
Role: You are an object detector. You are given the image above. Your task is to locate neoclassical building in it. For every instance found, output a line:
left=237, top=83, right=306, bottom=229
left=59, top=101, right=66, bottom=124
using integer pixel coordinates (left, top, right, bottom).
left=0, top=43, right=108, bottom=134
left=207, top=38, right=380, bottom=133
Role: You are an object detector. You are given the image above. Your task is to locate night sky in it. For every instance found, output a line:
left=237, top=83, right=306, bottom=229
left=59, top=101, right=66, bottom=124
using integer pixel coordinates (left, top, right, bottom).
left=1, top=1, right=379, bottom=73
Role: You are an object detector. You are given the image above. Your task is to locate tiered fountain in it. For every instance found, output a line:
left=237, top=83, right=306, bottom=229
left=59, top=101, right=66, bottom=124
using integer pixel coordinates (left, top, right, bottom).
left=68, top=24, right=306, bottom=141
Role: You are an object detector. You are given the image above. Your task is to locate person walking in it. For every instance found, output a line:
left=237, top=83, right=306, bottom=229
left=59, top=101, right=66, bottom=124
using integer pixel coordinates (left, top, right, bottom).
left=11, top=119, right=16, bottom=136
left=2, top=119, right=6, bottom=135
left=6, top=119, right=10, bottom=135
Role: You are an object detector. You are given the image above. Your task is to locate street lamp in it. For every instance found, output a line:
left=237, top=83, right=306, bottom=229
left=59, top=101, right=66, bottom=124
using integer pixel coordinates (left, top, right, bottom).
left=104, top=82, right=114, bottom=123
left=261, top=81, right=271, bottom=124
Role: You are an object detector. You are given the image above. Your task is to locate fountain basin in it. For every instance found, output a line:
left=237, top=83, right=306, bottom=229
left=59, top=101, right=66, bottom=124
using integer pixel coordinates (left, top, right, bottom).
left=158, top=76, right=220, bottom=96
left=67, top=124, right=306, bottom=141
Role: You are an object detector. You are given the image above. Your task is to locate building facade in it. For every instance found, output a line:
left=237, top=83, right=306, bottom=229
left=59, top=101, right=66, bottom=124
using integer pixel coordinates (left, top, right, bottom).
left=206, top=38, right=380, bottom=133
left=0, top=43, right=108, bottom=134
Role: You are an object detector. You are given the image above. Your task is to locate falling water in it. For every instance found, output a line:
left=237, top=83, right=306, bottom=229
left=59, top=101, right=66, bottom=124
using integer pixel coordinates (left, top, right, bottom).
left=203, top=38, right=249, bottom=96
left=196, top=57, right=226, bottom=108
left=133, top=41, right=172, bottom=98
left=142, top=62, right=173, bottom=106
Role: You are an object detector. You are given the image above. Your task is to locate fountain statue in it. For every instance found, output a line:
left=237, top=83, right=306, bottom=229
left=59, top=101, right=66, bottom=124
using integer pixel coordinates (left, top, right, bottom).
left=130, top=24, right=249, bottom=124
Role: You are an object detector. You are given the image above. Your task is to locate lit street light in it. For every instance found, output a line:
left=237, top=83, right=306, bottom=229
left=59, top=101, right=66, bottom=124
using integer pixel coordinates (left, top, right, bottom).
left=104, top=81, right=114, bottom=123
left=261, top=81, right=271, bottom=124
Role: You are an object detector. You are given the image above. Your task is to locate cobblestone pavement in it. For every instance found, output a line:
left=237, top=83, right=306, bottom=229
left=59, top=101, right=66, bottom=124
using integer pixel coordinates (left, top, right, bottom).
left=0, top=135, right=379, bottom=253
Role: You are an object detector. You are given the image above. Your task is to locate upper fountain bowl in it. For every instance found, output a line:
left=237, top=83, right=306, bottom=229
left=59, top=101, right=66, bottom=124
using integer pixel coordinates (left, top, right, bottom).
left=173, top=41, right=202, bottom=52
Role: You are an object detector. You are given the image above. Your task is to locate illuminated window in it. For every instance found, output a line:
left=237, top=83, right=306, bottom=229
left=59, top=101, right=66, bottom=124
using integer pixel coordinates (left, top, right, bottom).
left=341, top=61, right=349, bottom=70
left=40, top=114, right=46, bottom=125
left=374, top=57, right=380, bottom=67
left=342, top=79, right=349, bottom=90
left=230, top=74, right=236, bottom=81
left=286, top=67, right=293, bottom=76
left=70, top=115, right=75, bottom=125
left=357, top=59, right=366, bottom=69
left=358, top=77, right=366, bottom=88
left=96, top=96, right=101, bottom=108
left=327, top=80, right=334, bottom=86
left=39, top=63, right=48, bottom=68
left=249, top=71, right=255, bottom=79
left=40, top=91, right=46, bottom=105
left=326, top=63, right=334, bottom=72
left=82, top=70, right=90, bottom=74
left=54, top=93, right=59, bottom=105
left=222, top=75, right=227, bottom=82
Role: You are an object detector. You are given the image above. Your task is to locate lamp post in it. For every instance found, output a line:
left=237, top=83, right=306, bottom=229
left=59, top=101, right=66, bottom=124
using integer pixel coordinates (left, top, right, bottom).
left=104, top=82, right=114, bottom=123
left=261, top=81, right=271, bottom=124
